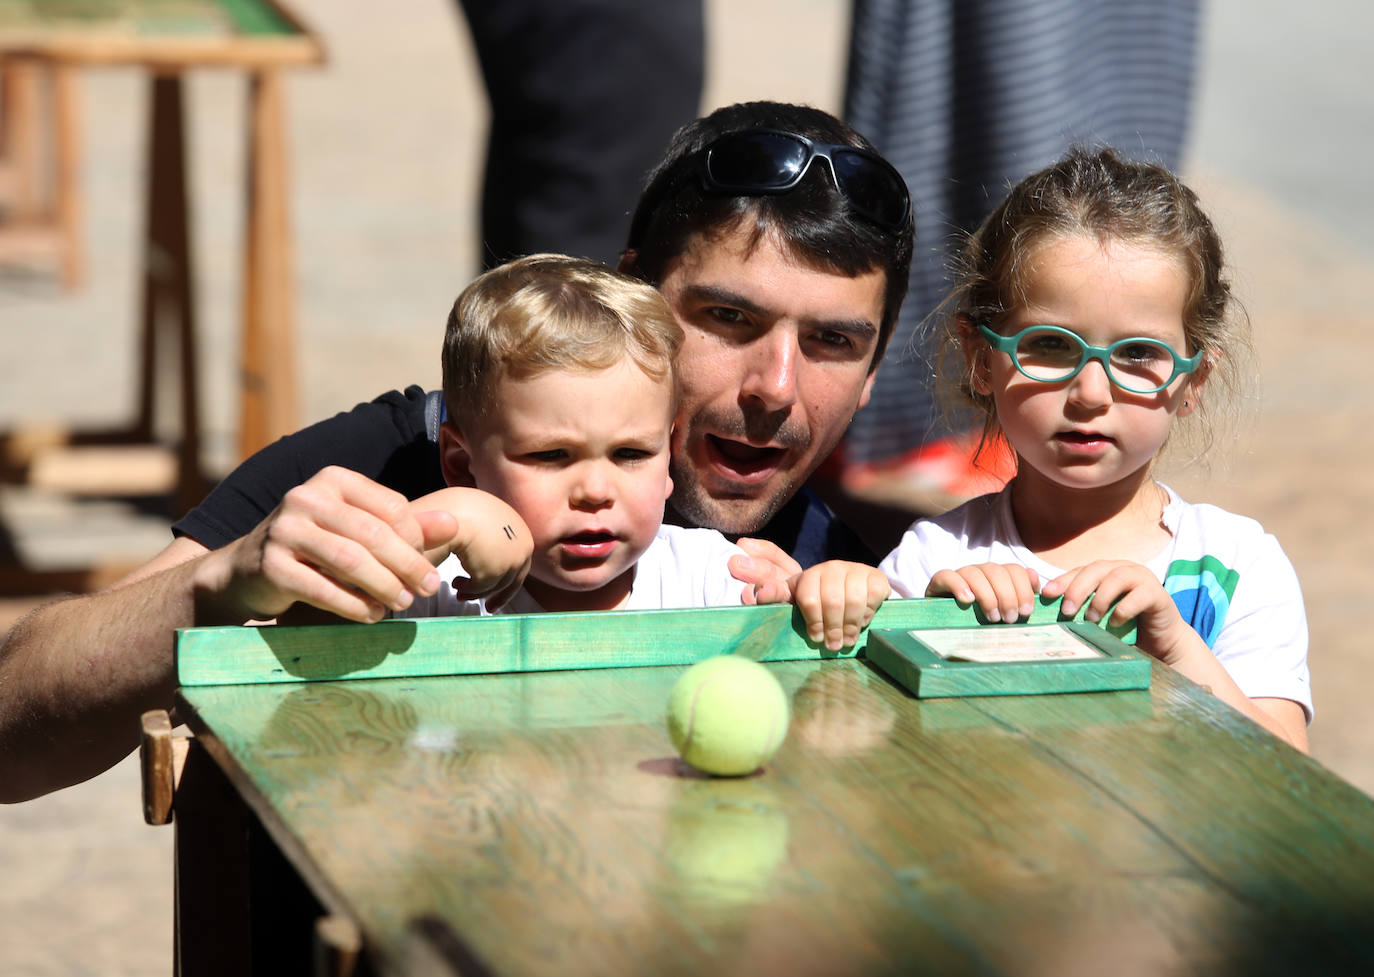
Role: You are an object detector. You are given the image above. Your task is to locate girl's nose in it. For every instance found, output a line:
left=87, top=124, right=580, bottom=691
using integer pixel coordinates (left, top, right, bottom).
left=1067, top=359, right=1114, bottom=408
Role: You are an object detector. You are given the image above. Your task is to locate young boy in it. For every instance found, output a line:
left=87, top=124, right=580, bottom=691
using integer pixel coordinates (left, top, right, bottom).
left=395, top=254, right=887, bottom=646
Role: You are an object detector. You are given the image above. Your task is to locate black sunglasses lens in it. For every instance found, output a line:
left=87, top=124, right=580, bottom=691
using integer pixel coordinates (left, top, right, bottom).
left=706, top=132, right=810, bottom=189
left=831, top=150, right=909, bottom=229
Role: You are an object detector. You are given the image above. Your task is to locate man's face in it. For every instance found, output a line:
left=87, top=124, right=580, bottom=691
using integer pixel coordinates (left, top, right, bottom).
left=656, top=223, right=885, bottom=535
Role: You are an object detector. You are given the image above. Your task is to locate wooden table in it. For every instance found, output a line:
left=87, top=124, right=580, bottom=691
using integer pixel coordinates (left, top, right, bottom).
left=153, top=601, right=1374, bottom=977
left=0, top=0, right=324, bottom=520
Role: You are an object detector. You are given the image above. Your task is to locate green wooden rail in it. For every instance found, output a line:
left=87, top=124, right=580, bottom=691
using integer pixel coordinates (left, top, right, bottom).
left=176, top=595, right=1136, bottom=687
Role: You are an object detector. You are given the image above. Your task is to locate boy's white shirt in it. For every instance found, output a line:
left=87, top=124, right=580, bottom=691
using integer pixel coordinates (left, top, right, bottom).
left=879, top=483, right=1313, bottom=720
left=398, top=524, right=749, bottom=617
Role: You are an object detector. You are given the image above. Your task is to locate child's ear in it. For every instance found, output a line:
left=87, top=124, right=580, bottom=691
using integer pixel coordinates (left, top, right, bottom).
left=438, top=421, right=477, bottom=488
left=957, top=314, right=993, bottom=396
left=1178, top=353, right=1217, bottom=418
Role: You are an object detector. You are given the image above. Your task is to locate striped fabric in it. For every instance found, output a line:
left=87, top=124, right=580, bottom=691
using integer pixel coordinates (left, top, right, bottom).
left=842, top=0, right=1201, bottom=463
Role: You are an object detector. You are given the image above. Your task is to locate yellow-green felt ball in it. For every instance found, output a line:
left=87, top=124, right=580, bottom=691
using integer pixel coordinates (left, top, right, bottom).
left=667, top=655, right=790, bottom=776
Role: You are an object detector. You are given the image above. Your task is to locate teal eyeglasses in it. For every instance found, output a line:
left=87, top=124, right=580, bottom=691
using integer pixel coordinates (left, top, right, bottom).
left=977, top=324, right=1203, bottom=395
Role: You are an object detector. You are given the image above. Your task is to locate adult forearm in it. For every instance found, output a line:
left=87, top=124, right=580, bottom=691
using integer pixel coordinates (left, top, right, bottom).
left=0, top=540, right=217, bottom=802
left=0, top=468, right=457, bottom=802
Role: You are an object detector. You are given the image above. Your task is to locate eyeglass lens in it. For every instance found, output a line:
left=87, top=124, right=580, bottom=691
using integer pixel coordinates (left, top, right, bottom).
left=1014, top=329, right=1178, bottom=392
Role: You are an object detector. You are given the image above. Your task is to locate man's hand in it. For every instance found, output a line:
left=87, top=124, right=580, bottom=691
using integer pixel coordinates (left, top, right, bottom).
left=926, top=563, right=1042, bottom=623
left=729, top=536, right=803, bottom=604
left=410, top=487, right=533, bottom=612
left=210, top=466, right=453, bottom=623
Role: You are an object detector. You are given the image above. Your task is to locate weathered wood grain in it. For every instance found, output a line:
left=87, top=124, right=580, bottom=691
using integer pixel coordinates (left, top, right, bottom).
left=176, top=659, right=1374, bottom=977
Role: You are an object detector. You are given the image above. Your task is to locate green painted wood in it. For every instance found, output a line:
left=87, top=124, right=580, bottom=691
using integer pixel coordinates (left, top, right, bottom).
left=176, top=595, right=1135, bottom=687
left=865, top=622, right=1152, bottom=698
left=218, top=0, right=295, bottom=36
left=175, top=659, right=1374, bottom=977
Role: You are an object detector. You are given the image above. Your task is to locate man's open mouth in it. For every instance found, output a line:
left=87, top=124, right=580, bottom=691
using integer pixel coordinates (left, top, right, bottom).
left=705, top=435, right=786, bottom=477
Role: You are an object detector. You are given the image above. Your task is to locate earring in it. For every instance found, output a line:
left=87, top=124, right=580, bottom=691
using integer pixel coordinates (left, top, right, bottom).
left=1183, top=400, right=1191, bottom=407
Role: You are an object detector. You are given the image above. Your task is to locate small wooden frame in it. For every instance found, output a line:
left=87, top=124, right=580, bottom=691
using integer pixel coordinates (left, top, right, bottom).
left=865, top=621, right=1151, bottom=698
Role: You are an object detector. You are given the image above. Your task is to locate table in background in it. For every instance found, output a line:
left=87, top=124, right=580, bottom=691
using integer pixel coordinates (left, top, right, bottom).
left=0, top=0, right=323, bottom=588
left=158, top=614, right=1374, bottom=977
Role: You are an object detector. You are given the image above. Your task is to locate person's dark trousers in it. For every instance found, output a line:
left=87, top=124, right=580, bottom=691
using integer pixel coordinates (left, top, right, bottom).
left=458, top=0, right=705, bottom=269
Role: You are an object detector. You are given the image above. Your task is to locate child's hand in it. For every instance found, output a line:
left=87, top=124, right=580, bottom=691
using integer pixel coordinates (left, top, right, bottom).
left=410, top=487, right=533, bottom=612
left=1041, top=560, right=1194, bottom=665
left=1047, top=561, right=1309, bottom=752
left=926, top=563, right=1041, bottom=624
left=779, top=561, right=890, bottom=652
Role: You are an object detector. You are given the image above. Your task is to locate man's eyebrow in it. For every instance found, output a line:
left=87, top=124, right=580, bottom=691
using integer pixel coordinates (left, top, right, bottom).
left=679, top=283, right=880, bottom=342
left=808, top=317, right=880, bottom=344
left=678, top=283, right=767, bottom=317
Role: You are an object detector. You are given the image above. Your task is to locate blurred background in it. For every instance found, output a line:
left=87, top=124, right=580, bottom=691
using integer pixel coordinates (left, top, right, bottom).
left=1, top=0, right=1370, bottom=973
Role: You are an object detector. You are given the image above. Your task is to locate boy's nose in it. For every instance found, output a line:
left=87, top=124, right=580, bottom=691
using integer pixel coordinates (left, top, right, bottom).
left=570, top=466, right=613, bottom=508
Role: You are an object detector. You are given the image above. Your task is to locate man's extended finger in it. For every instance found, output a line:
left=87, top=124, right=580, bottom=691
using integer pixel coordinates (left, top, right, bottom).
left=735, top=537, right=803, bottom=578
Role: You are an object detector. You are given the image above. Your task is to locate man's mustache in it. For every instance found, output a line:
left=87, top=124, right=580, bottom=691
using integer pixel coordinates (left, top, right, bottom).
left=691, top=405, right=810, bottom=450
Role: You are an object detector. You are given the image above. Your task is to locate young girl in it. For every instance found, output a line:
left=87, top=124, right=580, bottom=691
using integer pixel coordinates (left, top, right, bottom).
left=879, top=147, right=1311, bottom=751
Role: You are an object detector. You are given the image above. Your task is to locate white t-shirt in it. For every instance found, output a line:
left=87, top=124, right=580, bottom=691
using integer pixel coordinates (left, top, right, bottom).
left=879, top=484, right=1313, bottom=719
left=397, top=524, right=749, bottom=617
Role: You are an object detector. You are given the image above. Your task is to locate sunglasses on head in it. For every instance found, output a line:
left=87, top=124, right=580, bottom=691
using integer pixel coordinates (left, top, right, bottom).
left=699, top=129, right=912, bottom=233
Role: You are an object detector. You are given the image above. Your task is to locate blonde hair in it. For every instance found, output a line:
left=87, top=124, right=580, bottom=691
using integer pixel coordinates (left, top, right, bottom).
left=932, top=146, right=1252, bottom=466
left=442, top=254, right=683, bottom=422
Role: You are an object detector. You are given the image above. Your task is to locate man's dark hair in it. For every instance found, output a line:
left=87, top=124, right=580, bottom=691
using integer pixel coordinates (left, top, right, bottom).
left=622, top=101, right=914, bottom=367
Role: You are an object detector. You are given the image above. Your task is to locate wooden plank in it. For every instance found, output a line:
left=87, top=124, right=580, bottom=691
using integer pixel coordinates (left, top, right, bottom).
left=175, top=597, right=1135, bottom=687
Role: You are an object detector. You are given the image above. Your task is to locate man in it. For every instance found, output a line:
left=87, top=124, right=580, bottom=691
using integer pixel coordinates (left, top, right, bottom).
left=0, top=101, right=913, bottom=802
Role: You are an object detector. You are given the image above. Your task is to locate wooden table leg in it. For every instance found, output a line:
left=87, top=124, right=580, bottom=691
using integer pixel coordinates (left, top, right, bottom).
left=174, top=738, right=254, bottom=977
left=0, top=58, right=41, bottom=220
left=139, top=72, right=205, bottom=515
left=52, top=61, right=82, bottom=289
left=239, top=68, right=299, bottom=461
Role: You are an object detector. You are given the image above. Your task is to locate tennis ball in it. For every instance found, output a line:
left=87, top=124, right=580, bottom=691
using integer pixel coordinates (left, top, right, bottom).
left=667, top=655, right=790, bottom=776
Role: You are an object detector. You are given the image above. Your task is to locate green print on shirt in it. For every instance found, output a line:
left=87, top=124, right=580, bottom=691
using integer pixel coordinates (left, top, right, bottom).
left=1163, top=555, right=1240, bottom=648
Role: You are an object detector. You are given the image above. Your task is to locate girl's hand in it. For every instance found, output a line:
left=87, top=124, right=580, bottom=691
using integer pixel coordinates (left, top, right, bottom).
left=1040, top=560, right=1197, bottom=665
left=926, top=563, right=1041, bottom=624
left=1043, top=560, right=1308, bottom=751
left=411, top=487, right=533, bottom=612
left=751, top=560, right=890, bottom=652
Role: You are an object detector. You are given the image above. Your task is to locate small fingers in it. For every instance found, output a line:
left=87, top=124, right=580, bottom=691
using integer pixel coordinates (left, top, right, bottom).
left=797, top=564, right=889, bottom=651
left=927, top=564, right=1035, bottom=623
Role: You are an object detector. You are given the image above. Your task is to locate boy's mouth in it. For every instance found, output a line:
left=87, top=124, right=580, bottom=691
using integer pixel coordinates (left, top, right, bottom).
left=560, top=530, right=617, bottom=560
